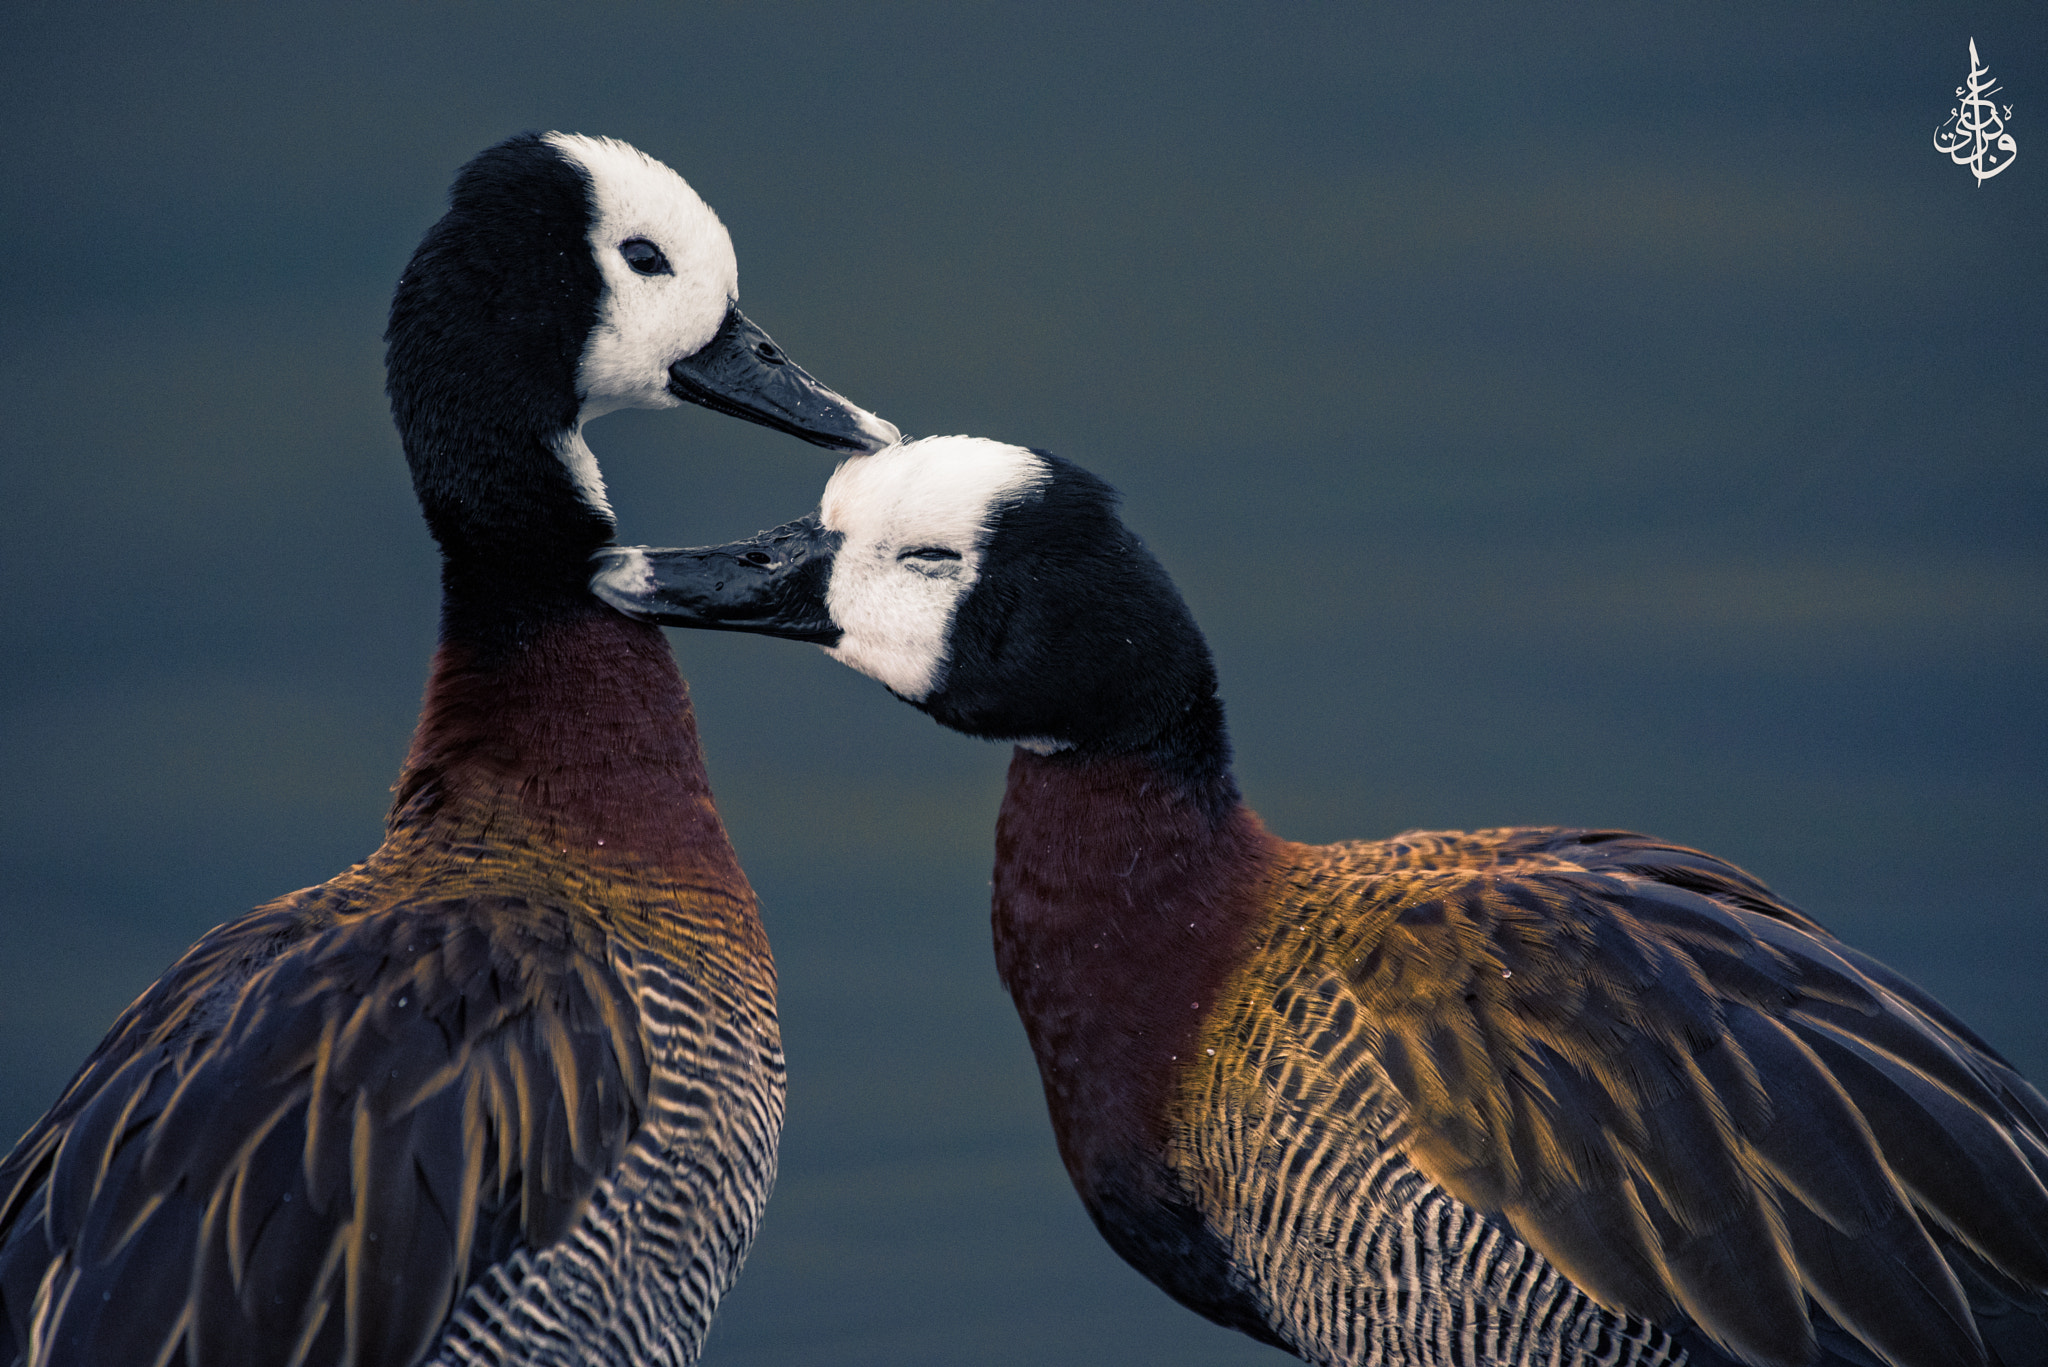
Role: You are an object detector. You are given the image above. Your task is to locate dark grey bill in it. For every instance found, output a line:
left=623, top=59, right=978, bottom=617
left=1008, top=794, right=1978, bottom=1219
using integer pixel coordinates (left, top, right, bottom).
left=591, top=517, right=843, bottom=643
left=668, top=306, right=899, bottom=453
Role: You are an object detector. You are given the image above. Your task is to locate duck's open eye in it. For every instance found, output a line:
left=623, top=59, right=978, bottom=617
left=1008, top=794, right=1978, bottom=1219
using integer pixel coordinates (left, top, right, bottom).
left=620, top=238, right=673, bottom=276
left=899, top=547, right=962, bottom=562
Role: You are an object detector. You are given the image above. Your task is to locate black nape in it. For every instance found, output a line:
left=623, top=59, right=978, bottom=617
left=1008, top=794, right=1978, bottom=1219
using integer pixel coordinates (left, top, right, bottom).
left=922, top=453, right=1237, bottom=807
left=385, top=132, right=610, bottom=566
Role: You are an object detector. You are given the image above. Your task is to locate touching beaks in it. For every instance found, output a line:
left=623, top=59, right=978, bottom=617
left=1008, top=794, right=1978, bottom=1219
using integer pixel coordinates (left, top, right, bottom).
left=592, top=517, right=843, bottom=643
left=668, top=307, right=900, bottom=453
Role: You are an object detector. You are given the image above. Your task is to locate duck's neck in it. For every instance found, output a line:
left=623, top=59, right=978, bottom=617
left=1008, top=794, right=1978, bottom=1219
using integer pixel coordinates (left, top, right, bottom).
left=389, top=574, right=747, bottom=899
left=992, top=737, right=1284, bottom=1194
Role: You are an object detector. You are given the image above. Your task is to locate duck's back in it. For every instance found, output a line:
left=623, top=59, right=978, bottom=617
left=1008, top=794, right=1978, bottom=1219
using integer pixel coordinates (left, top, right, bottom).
left=1163, top=828, right=2048, bottom=1367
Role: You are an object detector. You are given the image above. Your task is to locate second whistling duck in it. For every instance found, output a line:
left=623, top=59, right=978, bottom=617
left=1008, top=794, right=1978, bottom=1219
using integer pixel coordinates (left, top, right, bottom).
left=593, top=435, right=2048, bottom=1367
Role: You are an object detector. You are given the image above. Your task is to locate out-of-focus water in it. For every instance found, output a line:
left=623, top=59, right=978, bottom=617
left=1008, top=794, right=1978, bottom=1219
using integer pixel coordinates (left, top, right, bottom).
left=2, top=6, right=2043, bottom=1363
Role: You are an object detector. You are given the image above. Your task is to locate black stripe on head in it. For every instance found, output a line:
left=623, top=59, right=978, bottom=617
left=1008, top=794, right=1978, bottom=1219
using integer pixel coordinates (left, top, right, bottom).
left=922, top=452, right=1232, bottom=790
left=386, top=133, right=609, bottom=564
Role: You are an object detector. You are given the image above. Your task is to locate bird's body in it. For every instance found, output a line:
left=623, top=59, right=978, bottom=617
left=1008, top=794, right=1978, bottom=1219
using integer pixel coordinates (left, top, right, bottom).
left=601, top=435, right=2048, bottom=1367
left=0, top=609, right=779, bottom=1366
left=0, top=132, right=895, bottom=1366
left=995, top=751, right=2048, bottom=1367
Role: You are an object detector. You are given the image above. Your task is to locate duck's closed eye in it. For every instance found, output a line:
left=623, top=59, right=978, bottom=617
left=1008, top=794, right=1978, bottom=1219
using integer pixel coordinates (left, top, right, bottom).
left=899, top=546, right=962, bottom=562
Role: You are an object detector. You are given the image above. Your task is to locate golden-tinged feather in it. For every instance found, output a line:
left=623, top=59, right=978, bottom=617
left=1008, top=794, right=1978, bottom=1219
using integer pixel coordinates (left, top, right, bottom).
left=1172, top=828, right=2048, bottom=1366
left=0, top=874, right=671, bottom=1366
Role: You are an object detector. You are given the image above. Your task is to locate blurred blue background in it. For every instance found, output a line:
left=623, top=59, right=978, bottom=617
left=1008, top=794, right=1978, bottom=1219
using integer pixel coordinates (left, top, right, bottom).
left=2, top=4, right=2042, bottom=1363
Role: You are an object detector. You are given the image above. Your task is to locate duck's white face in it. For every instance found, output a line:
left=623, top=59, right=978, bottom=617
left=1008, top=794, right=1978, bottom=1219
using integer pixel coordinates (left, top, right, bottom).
left=550, top=132, right=739, bottom=422
left=818, top=436, right=1049, bottom=700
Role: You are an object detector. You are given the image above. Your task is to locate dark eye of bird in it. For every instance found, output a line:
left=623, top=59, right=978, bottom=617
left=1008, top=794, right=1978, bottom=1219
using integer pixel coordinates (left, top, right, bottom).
left=620, top=238, right=672, bottom=276
left=753, top=341, right=784, bottom=365
left=740, top=550, right=774, bottom=567
left=900, top=546, right=962, bottom=562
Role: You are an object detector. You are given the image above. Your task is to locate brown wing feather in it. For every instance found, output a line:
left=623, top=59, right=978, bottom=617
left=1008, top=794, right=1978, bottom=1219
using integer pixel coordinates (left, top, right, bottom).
left=0, top=892, right=649, bottom=1367
left=1338, top=830, right=2048, bottom=1367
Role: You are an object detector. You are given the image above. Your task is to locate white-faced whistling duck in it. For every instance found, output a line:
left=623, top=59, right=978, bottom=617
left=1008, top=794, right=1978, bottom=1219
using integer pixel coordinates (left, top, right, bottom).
left=592, top=435, right=2048, bottom=1367
left=0, top=132, right=899, bottom=1367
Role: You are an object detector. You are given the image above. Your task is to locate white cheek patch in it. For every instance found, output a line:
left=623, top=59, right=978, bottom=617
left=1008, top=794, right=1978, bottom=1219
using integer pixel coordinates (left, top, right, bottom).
left=824, top=544, right=976, bottom=699
left=547, top=133, right=739, bottom=419
left=817, top=436, right=1049, bottom=700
